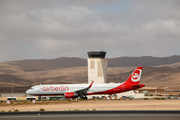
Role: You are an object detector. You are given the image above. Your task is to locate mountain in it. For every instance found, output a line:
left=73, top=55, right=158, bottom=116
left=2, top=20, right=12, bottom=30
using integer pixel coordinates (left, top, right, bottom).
left=0, top=55, right=180, bottom=92
left=108, top=55, right=180, bottom=67
left=0, top=57, right=86, bottom=73
left=1, top=55, right=180, bottom=73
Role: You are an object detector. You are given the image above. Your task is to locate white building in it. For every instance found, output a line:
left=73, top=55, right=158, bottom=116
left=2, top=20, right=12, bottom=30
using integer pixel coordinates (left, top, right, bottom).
left=116, top=90, right=145, bottom=99
left=87, top=51, right=108, bottom=84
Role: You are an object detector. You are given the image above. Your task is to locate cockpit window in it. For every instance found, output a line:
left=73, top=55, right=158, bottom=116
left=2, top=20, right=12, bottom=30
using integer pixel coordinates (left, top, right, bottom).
left=30, top=88, right=34, bottom=90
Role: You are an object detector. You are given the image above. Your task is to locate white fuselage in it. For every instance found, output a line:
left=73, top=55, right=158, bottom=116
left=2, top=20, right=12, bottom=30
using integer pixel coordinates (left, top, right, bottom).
left=26, top=83, right=123, bottom=96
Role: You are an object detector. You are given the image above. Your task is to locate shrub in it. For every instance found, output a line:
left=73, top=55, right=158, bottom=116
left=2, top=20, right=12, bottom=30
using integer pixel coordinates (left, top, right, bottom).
left=8, top=110, right=12, bottom=112
left=14, top=109, right=19, bottom=112
left=93, top=109, right=96, bottom=111
left=1, top=110, right=5, bottom=112
left=73, top=109, right=79, bottom=111
left=161, top=98, right=166, bottom=100
left=143, top=98, right=149, bottom=100
left=153, top=98, right=161, bottom=100
left=39, top=108, right=45, bottom=111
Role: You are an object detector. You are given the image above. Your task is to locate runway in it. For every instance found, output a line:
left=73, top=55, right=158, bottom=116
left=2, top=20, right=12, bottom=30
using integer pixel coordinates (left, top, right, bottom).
left=0, top=111, right=180, bottom=120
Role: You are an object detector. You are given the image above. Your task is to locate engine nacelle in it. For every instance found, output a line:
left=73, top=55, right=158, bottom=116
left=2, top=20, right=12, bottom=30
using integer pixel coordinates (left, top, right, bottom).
left=64, top=92, right=78, bottom=98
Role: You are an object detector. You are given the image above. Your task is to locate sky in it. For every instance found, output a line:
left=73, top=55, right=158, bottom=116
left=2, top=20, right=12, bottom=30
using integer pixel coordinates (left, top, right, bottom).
left=0, top=0, right=180, bottom=62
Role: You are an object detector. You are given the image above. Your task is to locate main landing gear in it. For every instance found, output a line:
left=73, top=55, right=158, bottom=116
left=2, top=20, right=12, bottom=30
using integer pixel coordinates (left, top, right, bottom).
left=80, top=94, right=88, bottom=100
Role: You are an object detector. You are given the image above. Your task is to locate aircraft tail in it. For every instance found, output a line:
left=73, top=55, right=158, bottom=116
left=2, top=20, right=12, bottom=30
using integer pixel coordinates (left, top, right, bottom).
left=124, top=67, right=143, bottom=86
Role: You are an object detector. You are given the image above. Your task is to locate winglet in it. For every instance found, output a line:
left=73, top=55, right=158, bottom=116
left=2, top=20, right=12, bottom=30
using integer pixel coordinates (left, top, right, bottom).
left=88, top=81, right=94, bottom=88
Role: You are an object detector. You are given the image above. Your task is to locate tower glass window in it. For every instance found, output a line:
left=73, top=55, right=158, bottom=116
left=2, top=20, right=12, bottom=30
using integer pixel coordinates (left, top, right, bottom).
left=87, top=51, right=106, bottom=58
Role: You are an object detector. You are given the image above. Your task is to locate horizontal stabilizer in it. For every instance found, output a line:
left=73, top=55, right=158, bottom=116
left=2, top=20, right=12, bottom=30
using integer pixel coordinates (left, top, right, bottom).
left=131, top=84, right=145, bottom=88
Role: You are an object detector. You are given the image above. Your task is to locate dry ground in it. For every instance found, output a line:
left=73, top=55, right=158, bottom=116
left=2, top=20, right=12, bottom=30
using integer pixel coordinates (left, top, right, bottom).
left=0, top=99, right=180, bottom=112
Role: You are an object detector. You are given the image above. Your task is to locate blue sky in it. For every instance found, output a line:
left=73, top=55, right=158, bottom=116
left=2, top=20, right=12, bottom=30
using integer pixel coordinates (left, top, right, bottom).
left=0, top=0, right=180, bottom=62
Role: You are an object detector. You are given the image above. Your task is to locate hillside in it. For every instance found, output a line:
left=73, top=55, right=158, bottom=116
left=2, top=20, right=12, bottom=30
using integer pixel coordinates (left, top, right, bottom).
left=1, top=55, right=180, bottom=73
left=0, top=55, right=180, bottom=92
left=0, top=57, right=86, bottom=73
left=108, top=55, right=180, bottom=67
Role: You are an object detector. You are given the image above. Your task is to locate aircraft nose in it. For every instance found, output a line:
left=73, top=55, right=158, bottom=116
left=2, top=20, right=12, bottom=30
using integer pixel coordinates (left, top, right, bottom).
left=26, top=90, right=30, bottom=94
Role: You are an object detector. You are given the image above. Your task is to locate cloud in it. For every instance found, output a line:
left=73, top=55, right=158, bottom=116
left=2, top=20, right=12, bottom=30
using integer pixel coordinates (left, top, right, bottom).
left=0, top=0, right=180, bottom=62
left=143, top=19, right=180, bottom=37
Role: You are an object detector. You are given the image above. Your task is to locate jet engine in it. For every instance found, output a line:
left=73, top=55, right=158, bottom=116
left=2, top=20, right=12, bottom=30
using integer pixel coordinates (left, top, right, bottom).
left=64, top=92, right=78, bottom=98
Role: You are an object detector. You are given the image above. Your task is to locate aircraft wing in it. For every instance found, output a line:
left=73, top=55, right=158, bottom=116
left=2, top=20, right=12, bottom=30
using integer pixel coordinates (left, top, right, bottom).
left=75, top=81, right=94, bottom=95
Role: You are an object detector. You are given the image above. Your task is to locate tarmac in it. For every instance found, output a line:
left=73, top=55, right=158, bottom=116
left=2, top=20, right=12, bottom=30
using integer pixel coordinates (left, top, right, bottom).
left=0, top=111, right=180, bottom=120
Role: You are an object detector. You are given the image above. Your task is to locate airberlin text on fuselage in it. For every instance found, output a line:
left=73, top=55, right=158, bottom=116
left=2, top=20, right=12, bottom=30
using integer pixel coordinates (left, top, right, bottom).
left=42, top=86, right=69, bottom=91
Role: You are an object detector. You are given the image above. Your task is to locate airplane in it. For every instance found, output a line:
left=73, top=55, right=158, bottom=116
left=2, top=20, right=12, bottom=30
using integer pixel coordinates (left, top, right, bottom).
left=26, top=67, right=144, bottom=100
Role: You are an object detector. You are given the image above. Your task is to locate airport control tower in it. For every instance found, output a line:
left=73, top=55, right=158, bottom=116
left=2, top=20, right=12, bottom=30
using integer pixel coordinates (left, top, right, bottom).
left=87, top=51, right=108, bottom=84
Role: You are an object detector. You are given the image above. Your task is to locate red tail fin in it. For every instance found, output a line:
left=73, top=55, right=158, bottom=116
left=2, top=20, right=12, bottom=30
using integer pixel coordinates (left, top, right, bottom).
left=125, top=67, right=143, bottom=85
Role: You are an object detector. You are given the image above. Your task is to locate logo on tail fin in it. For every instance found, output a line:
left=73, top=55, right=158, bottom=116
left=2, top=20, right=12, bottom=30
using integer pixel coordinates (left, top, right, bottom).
left=131, top=69, right=142, bottom=82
